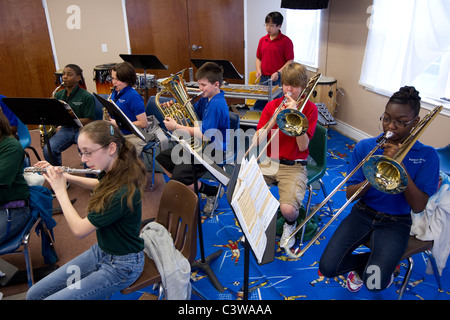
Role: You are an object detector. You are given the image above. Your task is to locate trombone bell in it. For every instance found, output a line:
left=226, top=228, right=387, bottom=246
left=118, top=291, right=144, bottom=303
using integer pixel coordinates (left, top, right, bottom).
left=362, top=155, right=408, bottom=194
left=276, top=109, right=308, bottom=136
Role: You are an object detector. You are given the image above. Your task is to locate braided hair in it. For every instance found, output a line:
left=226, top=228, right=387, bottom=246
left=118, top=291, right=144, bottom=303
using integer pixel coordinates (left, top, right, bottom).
left=388, top=86, right=421, bottom=116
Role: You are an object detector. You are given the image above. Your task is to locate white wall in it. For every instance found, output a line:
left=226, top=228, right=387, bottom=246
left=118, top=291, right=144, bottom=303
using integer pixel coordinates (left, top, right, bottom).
left=44, top=0, right=130, bottom=93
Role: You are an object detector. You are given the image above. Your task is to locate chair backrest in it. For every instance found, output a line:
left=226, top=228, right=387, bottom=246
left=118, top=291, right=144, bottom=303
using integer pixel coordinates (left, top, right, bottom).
left=16, top=118, right=31, bottom=149
left=93, top=94, right=109, bottom=120
left=146, top=96, right=175, bottom=132
left=225, top=112, right=240, bottom=164
left=309, top=124, right=327, bottom=168
left=155, top=180, right=198, bottom=263
left=436, top=144, right=450, bottom=176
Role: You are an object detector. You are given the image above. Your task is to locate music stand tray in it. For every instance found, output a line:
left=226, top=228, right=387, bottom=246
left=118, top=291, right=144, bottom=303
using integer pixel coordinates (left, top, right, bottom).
left=119, top=54, right=167, bottom=70
left=93, top=93, right=146, bottom=142
left=190, top=59, right=243, bottom=80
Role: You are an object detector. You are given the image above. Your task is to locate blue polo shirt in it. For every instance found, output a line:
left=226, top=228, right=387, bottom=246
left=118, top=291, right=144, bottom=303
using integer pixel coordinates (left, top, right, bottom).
left=111, top=86, right=145, bottom=135
left=194, top=90, right=229, bottom=151
left=0, top=95, right=18, bottom=127
left=347, top=134, right=440, bottom=215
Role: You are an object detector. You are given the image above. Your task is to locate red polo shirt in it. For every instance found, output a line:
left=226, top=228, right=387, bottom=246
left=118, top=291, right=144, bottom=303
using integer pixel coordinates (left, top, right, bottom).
left=257, top=97, right=318, bottom=161
left=256, top=31, right=294, bottom=76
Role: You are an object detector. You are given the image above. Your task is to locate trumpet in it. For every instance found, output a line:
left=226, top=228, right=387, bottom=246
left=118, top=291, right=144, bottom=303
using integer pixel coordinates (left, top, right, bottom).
left=24, top=166, right=101, bottom=175
left=282, top=105, right=443, bottom=259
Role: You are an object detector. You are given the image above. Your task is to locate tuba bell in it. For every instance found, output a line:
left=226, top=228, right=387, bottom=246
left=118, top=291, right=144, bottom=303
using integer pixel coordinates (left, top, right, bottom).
left=155, top=69, right=204, bottom=151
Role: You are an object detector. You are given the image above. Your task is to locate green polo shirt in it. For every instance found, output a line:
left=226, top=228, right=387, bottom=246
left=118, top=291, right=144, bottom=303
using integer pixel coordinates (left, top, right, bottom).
left=87, top=174, right=144, bottom=255
left=54, top=85, right=95, bottom=127
left=0, top=136, right=29, bottom=205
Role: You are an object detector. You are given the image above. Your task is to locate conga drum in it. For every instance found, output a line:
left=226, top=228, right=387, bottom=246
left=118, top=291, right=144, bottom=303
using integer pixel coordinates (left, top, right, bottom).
left=311, top=76, right=337, bottom=116
left=93, top=63, right=116, bottom=94
left=54, top=69, right=63, bottom=87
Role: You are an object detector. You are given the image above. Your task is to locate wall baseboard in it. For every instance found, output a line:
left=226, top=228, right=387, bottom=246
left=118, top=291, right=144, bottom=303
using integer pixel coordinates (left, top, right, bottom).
left=332, top=119, right=372, bottom=142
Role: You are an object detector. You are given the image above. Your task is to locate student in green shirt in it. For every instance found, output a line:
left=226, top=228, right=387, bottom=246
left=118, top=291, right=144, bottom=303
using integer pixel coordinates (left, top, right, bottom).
left=27, top=120, right=146, bottom=300
left=43, top=64, right=95, bottom=166
left=0, top=109, right=30, bottom=245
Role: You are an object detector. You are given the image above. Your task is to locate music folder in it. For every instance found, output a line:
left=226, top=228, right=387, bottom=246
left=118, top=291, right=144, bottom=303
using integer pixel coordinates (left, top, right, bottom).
left=226, top=157, right=278, bottom=265
left=93, top=93, right=146, bottom=142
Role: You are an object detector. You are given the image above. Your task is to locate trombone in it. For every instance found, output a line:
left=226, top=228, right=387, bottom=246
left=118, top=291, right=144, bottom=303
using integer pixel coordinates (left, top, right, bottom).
left=282, top=105, right=443, bottom=259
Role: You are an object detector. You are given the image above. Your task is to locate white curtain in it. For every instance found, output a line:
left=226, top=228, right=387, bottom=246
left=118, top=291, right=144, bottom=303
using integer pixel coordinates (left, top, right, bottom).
left=359, top=0, right=450, bottom=100
left=286, top=9, right=321, bottom=68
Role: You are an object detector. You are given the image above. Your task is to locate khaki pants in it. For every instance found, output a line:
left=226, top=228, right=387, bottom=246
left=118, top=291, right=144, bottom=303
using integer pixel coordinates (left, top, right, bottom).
left=259, top=158, right=308, bottom=211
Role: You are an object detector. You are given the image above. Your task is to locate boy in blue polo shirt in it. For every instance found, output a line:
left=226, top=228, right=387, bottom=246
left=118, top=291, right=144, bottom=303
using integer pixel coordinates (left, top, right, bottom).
left=319, top=86, right=440, bottom=293
left=156, top=62, right=230, bottom=213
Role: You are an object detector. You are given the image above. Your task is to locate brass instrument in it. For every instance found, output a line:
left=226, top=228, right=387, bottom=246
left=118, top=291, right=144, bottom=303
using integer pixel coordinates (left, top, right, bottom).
left=25, top=166, right=101, bottom=175
left=282, top=105, right=443, bottom=259
left=39, top=82, right=65, bottom=147
left=155, top=69, right=204, bottom=151
left=245, top=73, right=321, bottom=160
left=103, top=87, right=114, bottom=120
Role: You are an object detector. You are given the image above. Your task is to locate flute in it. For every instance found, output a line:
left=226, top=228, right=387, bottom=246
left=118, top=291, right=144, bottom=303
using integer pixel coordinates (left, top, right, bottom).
left=24, top=166, right=101, bottom=175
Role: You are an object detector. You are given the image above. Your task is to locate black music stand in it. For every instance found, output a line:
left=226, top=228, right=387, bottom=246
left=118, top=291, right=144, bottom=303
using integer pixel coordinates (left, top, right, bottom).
left=93, top=93, right=146, bottom=142
left=164, top=130, right=229, bottom=293
left=3, top=98, right=82, bottom=165
left=191, top=59, right=244, bottom=80
left=120, top=54, right=168, bottom=103
left=225, top=162, right=277, bottom=300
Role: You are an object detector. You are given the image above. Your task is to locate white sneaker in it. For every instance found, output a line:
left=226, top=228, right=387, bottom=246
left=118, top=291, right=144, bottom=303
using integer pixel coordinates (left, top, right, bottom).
left=280, top=221, right=297, bottom=249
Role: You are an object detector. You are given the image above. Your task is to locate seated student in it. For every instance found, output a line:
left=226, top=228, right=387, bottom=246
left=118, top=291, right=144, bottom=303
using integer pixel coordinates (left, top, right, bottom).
left=43, top=64, right=95, bottom=166
left=26, top=120, right=146, bottom=300
left=319, top=86, right=440, bottom=293
left=0, top=95, right=18, bottom=137
left=253, top=62, right=318, bottom=250
left=156, top=62, right=230, bottom=214
left=107, top=62, right=148, bottom=155
left=0, top=109, right=30, bottom=245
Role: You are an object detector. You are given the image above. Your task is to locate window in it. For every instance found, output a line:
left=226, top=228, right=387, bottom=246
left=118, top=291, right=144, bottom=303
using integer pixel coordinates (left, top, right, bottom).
left=360, top=0, right=450, bottom=110
left=285, top=9, right=321, bottom=69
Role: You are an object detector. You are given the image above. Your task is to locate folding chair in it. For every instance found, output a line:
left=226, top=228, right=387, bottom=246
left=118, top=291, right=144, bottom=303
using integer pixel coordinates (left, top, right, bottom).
left=298, top=124, right=333, bottom=245
left=121, top=180, right=198, bottom=299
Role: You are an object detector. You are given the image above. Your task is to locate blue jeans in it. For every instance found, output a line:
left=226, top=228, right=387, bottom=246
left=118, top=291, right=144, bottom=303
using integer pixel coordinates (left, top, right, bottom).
left=319, top=200, right=412, bottom=292
left=0, top=206, right=31, bottom=245
left=253, top=75, right=282, bottom=111
left=43, top=126, right=80, bottom=166
left=26, top=244, right=144, bottom=300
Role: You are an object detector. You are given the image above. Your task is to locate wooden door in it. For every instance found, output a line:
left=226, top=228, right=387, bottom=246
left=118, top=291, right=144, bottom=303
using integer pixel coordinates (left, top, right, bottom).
left=187, top=0, right=244, bottom=84
left=0, top=0, right=56, bottom=98
left=126, top=0, right=244, bottom=83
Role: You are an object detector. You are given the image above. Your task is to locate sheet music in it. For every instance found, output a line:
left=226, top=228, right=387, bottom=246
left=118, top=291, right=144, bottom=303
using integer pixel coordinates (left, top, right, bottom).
left=231, top=156, right=279, bottom=263
left=94, top=93, right=146, bottom=141
left=59, top=100, right=83, bottom=128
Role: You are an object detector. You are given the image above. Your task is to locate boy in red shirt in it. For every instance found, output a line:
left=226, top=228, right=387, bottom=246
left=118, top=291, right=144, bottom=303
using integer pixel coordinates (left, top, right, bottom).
left=254, top=62, right=318, bottom=250
left=254, top=11, right=294, bottom=110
